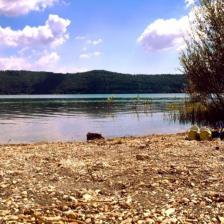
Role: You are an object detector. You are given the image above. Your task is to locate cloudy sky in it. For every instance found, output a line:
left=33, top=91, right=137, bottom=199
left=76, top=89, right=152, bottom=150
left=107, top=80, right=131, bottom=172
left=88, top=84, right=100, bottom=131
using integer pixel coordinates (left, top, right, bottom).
left=0, top=0, right=195, bottom=74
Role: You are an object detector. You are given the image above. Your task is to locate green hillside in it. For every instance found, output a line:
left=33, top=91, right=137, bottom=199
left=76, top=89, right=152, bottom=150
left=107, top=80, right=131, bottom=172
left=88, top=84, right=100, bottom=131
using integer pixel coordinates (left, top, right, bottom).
left=0, top=70, right=186, bottom=94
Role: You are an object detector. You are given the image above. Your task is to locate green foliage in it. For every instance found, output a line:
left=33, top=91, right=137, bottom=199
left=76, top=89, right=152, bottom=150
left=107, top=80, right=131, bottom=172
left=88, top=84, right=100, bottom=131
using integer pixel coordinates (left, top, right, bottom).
left=177, top=100, right=224, bottom=127
left=180, top=0, right=224, bottom=107
left=0, top=70, right=185, bottom=94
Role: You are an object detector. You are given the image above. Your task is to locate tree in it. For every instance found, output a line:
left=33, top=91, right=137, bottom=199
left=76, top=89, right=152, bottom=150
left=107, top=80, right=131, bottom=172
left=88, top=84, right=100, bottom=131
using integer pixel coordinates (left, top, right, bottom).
left=180, top=0, right=224, bottom=108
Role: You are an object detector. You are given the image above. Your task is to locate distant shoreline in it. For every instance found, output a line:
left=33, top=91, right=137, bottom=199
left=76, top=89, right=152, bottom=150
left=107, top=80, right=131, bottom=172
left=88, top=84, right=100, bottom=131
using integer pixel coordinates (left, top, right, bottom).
left=0, top=93, right=186, bottom=97
left=0, top=70, right=185, bottom=94
left=0, top=92, right=185, bottom=95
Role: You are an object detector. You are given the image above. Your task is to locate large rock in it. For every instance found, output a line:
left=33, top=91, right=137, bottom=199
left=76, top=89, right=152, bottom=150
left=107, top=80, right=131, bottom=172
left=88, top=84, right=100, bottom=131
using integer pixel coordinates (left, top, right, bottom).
left=87, top=132, right=104, bottom=141
left=200, top=127, right=212, bottom=141
left=188, top=125, right=200, bottom=140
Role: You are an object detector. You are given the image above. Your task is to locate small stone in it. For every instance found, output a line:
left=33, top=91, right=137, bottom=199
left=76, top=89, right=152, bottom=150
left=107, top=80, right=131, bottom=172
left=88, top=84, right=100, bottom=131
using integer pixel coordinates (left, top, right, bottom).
left=165, top=208, right=175, bottom=217
left=145, top=218, right=155, bottom=224
left=157, top=216, right=165, bottom=222
left=181, top=198, right=189, bottom=204
left=218, top=216, right=224, bottom=224
left=85, top=218, right=92, bottom=223
left=63, top=195, right=69, bottom=200
left=5, top=215, right=19, bottom=221
left=136, top=154, right=149, bottom=161
left=41, top=216, right=62, bottom=222
left=68, top=196, right=78, bottom=204
left=213, top=193, right=224, bottom=202
left=21, top=191, right=27, bottom=196
left=0, top=210, right=10, bottom=216
left=64, top=210, right=77, bottom=219
left=138, top=144, right=147, bottom=149
left=23, top=209, right=35, bottom=216
left=83, top=193, right=93, bottom=201
left=143, top=210, right=151, bottom=217
left=169, top=218, right=178, bottom=223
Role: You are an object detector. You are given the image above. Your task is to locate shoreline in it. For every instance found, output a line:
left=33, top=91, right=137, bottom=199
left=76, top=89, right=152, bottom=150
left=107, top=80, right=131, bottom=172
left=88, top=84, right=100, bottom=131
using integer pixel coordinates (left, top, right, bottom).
left=0, top=133, right=224, bottom=223
left=0, top=133, right=185, bottom=146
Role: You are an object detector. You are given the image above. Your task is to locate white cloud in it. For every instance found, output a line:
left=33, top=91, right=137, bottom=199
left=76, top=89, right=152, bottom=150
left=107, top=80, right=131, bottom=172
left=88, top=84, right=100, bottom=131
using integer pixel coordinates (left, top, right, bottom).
left=75, top=36, right=86, bottom=40
left=79, top=51, right=102, bottom=59
left=0, top=56, right=32, bottom=70
left=87, top=38, right=103, bottom=45
left=137, top=0, right=200, bottom=52
left=0, top=14, right=71, bottom=48
left=137, top=16, right=190, bottom=51
left=185, top=0, right=195, bottom=8
left=0, top=54, right=87, bottom=73
left=0, top=51, right=60, bottom=71
left=82, top=47, right=88, bottom=51
left=93, top=51, right=101, bottom=57
left=36, top=52, right=60, bottom=67
left=0, top=0, right=58, bottom=16
left=79, top=54, right=91, bottom=59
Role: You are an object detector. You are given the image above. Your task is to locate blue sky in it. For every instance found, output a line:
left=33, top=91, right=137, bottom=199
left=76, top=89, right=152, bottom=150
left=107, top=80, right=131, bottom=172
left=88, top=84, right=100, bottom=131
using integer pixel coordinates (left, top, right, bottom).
left=0, top=0, right=194, bottom=74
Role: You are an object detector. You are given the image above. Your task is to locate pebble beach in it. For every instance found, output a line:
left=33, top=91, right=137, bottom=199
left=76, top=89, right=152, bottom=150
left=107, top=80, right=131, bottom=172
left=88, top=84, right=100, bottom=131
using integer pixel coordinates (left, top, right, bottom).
left=0, top=134, right=224, bottom=223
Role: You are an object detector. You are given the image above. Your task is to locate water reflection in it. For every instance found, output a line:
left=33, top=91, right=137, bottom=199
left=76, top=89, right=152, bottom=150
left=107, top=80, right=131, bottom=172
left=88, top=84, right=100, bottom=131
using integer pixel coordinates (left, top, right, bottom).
left=0, top=94, right=189, bottom=144
left=0, top=96, right=185, bottom=118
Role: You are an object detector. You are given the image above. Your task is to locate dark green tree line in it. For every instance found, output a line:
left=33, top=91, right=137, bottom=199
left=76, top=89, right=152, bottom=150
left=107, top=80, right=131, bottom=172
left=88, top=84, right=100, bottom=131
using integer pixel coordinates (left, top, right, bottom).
left=0, top=70, right=185, bottom=94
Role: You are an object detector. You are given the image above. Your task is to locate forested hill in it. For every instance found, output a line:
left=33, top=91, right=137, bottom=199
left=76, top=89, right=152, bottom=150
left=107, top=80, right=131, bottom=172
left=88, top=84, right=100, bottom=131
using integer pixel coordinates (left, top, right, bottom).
left=0, top=70, right=186, bottom=94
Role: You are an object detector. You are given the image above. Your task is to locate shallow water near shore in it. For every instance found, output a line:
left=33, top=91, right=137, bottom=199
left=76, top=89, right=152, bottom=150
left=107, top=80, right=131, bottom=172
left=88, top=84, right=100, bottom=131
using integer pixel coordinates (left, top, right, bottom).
left=0, top=94, right=190, bottom=144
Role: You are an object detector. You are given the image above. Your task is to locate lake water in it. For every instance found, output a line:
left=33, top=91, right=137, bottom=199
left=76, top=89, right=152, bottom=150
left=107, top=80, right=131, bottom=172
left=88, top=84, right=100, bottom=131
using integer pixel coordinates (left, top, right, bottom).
left=0, top=94, right=190, bottom=144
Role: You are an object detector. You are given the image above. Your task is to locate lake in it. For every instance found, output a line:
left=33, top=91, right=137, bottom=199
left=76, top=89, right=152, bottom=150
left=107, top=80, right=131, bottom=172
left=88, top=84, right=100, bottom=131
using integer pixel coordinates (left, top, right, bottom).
left=0, top=94, right=190, bottom=144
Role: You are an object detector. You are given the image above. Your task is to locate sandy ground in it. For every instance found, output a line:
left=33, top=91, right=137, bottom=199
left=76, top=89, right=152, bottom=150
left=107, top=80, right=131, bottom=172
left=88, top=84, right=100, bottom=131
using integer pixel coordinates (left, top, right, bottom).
left=0, top=134, right=224, bottom=223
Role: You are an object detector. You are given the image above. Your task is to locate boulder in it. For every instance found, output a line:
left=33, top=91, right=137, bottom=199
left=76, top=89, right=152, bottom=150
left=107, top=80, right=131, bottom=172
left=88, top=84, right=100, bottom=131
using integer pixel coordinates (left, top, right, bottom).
left=200, top=127, right=212, bottom=141
left=87, top=132, right=104, bottom=141
left=188, top=125, right=200, bottom=140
